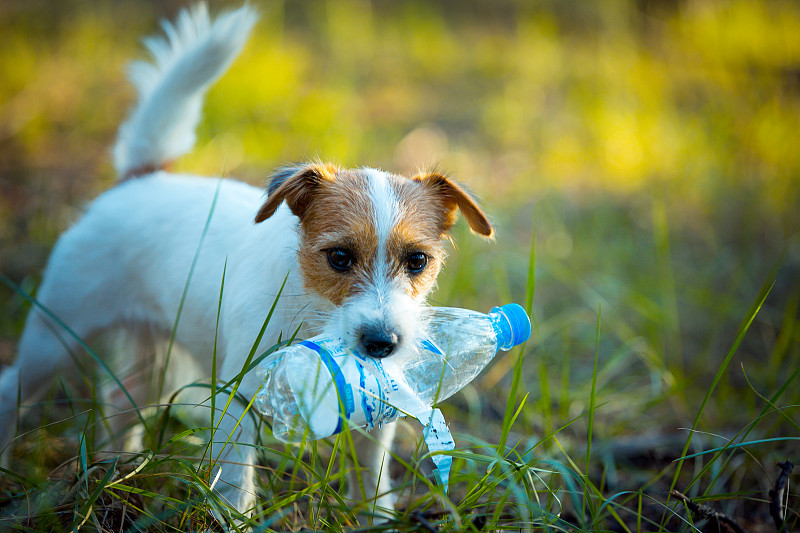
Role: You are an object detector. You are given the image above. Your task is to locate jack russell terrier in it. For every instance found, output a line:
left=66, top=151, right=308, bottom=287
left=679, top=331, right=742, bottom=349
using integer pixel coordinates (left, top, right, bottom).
left=0, top=3, right=493, bottom=519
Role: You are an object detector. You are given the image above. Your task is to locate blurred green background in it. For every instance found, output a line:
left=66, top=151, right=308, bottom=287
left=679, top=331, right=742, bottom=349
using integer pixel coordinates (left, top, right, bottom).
left=1, top=0, right=799, bottom=526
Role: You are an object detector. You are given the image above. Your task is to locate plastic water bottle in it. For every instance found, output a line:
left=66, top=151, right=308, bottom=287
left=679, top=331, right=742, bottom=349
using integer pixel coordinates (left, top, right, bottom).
left=254, top=304, right=531, bottom=443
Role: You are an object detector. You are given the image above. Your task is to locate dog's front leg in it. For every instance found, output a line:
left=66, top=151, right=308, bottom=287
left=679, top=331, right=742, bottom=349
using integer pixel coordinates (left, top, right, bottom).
left=348, top=421, right=397, bottom=519
left=209, top=390, right=259, bottom=518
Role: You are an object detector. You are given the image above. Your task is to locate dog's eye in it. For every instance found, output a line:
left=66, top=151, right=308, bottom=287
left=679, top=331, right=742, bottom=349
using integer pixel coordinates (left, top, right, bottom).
left=406, top=252, right=428, bottom=274
left=327, top=248, right=354, bottom=272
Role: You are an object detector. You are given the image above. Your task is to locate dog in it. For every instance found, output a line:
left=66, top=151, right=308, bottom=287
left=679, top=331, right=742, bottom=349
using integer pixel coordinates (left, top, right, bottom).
left=0, top=3, right=493, bottom=520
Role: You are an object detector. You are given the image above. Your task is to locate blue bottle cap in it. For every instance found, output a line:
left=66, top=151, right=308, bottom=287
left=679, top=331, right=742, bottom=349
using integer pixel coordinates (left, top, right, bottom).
left=497, top=303, right=531, bottom=347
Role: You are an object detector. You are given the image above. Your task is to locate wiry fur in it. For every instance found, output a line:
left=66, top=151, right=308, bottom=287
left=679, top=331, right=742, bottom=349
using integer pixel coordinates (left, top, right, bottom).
left=0, top=3, right=493, bottom=525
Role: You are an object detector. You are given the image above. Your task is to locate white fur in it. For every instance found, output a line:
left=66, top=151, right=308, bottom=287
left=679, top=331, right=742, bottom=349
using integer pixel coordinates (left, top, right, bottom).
left=364, top=167, right=399, bottom=252
left=0, top=4, right=402, bottom=521
left=114, top=4, right=257, bottom=177
left=0, top=174, right=318, bottom=513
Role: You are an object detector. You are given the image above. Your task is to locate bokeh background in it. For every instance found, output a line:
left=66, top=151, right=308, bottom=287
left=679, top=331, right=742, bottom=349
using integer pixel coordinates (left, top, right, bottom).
left=2, top=0, right=799, bottom=528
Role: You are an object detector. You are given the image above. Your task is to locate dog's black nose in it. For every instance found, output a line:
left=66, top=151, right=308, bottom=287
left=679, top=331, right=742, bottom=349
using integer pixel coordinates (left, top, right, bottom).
left=359, top=327, right=399, bottom=359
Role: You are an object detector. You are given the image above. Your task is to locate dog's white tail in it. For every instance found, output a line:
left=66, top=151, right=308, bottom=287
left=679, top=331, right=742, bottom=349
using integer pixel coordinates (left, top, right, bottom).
left=113, top=3, right=257, bottom=179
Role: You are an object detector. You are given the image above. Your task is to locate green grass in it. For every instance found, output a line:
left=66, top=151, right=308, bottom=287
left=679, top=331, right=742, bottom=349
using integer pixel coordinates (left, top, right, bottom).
left=2, top=0, right=800, bottom=531
left=2, top=205, right=796, bottom=531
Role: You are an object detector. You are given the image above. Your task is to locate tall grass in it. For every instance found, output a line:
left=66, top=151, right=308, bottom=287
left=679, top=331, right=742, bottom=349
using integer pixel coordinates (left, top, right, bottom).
left=3, top=203, right=796, bottom=531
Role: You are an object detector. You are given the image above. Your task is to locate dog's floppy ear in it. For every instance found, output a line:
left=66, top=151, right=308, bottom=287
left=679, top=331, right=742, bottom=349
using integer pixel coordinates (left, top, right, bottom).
left=255, top=163, right=338, bottom=223
left=412, top=171, right=494, bottom=239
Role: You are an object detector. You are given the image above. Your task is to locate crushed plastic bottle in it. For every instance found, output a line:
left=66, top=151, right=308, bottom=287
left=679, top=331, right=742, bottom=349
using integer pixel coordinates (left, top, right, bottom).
left=253, top=303, right=531, bottom=490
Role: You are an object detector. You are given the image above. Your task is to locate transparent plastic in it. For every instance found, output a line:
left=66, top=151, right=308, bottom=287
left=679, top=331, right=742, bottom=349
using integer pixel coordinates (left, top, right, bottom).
left=397, top=304, right=528, bottom=406
left=254, top=304, right=531, bottom=444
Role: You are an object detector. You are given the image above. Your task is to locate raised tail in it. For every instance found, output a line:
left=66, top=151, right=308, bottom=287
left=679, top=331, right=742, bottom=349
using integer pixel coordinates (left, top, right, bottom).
left=113, top=3, right=258, bottom=179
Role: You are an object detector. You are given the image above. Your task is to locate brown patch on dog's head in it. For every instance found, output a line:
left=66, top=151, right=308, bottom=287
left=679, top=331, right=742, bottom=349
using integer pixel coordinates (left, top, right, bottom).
left=255, top=164, right=493, bottom=307
left=293, top=168, right=379, bottom=306
left=409, top=171, right=494, bottom=239
left=254, top=163, right=340, bottom=223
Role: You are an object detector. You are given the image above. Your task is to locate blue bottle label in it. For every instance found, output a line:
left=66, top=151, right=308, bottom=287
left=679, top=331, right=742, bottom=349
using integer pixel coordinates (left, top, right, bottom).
left=299, top=336, right=399, bottom=433
left=420, top=338, right=444, bottom=356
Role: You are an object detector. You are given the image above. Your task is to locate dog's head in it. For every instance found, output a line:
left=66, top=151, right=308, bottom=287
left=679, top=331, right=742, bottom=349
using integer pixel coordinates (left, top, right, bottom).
left=255, top=163, right=493, bottom=358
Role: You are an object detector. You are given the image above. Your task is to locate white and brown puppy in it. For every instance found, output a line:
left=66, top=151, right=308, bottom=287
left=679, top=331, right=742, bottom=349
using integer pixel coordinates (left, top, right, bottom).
left=0, top=3, right=492, bottom=518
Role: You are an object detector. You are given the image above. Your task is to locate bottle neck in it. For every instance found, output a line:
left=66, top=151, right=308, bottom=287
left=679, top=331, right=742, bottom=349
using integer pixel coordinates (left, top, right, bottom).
left=489, top=307, right=515, bottom=351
